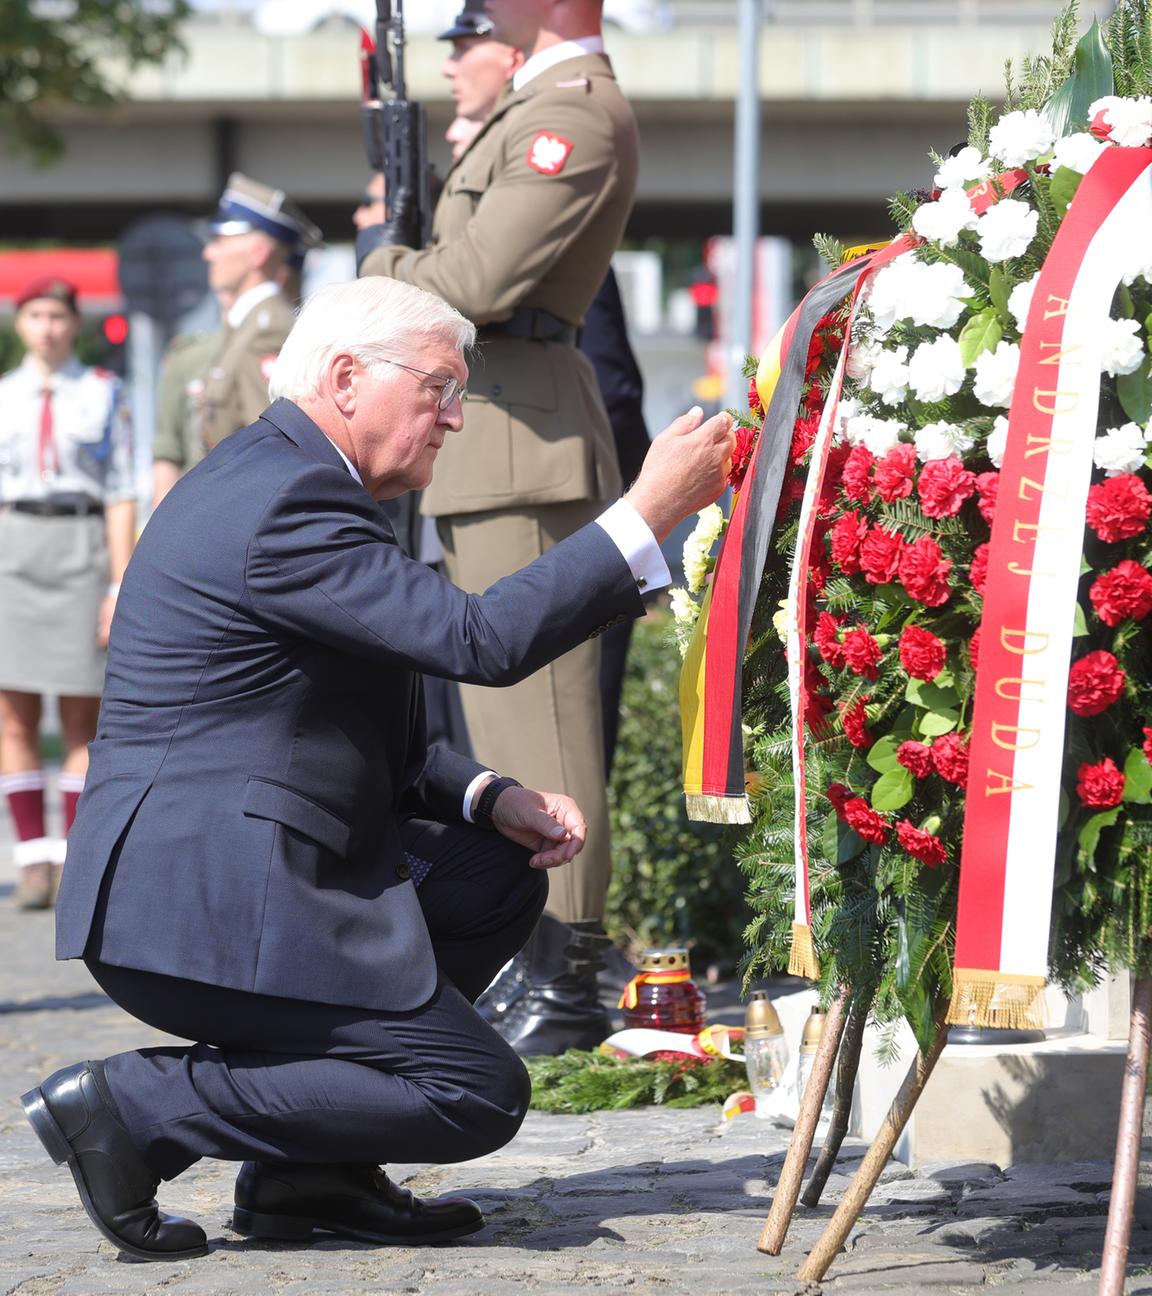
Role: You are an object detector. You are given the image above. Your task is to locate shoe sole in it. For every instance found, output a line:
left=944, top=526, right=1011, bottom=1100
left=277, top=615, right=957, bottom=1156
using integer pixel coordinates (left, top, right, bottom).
left=231, top=1205, right=485, bottom=1246
left=20, top=1085, right=209, bottom=1262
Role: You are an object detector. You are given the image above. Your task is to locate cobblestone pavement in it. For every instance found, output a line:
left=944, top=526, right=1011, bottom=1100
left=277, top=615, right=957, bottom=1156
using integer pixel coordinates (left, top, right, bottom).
left=2, top=843, right=1152, bottom=1294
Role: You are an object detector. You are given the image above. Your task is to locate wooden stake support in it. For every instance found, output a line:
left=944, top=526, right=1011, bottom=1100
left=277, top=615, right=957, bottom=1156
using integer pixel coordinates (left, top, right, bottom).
left=796, top=1001, right=950, bottom=1284
left=757, top=987, right=848, bottom=1256
left=1099, top=975, right=1152, bottom=1296
left=800, top=992, right=871, bottom=1209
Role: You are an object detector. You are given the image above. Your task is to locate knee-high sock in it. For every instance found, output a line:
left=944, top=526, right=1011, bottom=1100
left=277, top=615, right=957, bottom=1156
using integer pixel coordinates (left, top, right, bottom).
left=2, top=770, right=49, bottom=867
left=59, top=770, right=86, bottom=835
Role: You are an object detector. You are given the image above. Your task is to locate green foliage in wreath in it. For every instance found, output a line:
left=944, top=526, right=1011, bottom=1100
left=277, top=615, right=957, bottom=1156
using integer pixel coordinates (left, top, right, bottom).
left=605, top=609, right=750, bottom=970
left=526, top=1049, right=746, bottom=1114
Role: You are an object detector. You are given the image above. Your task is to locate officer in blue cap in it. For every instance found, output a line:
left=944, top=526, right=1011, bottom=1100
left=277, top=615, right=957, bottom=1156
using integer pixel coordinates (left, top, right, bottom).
left=439, top=0, right=494, bottom=39
left=154, top=174, right=322, bottom=499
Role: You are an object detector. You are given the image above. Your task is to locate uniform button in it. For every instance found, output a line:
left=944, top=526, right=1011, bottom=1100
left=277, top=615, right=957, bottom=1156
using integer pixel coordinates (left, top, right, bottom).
left=490, top=383, right=503, bottom=396
left=396, top=861, right=411, bottom=881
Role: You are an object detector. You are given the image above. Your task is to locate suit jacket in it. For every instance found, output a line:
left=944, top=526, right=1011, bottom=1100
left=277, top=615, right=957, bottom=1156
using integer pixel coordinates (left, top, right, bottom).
left=580, top=268, right=650, bottom=489
left=361, top=53, right=638, bottom=517
left=55, top=399, right=643, bottom=1012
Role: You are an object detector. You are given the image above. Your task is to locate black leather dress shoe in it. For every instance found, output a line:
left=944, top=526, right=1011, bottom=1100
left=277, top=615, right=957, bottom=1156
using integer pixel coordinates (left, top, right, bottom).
left=232, top=1162, right=484, bottom=1245
left=21, top=1061, right=208, bottom=1261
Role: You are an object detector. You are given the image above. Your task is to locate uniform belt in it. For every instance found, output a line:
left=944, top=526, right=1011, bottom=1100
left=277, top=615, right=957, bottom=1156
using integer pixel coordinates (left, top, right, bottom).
left=6, top=497, right=104, bottom=518
left=478, top=308, right=577, bottom=346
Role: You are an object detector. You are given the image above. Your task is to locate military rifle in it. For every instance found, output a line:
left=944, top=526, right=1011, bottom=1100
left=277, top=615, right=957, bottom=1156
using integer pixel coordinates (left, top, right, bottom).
left=359, top=0, right=431, bottom=248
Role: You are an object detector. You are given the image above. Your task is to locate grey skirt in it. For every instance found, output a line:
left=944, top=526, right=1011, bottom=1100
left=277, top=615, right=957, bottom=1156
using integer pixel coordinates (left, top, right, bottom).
left=0, top=509, right=109, bottom=696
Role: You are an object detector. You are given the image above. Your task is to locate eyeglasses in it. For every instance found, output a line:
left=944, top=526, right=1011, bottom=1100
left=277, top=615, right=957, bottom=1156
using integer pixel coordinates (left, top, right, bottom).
left=375, top=358, right=467, bottom=410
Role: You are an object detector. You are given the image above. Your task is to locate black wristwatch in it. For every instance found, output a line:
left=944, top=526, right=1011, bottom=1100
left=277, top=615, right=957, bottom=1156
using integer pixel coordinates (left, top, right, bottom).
left=472, top=776, right=522, bottom=829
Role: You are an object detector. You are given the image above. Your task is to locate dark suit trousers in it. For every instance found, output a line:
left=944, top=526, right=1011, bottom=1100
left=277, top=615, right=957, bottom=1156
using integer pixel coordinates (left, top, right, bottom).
left=86, top=819, right=548, bottom=1182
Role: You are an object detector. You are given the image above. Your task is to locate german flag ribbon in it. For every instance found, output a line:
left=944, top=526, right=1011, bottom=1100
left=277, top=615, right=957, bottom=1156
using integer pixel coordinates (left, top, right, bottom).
left=948, top=148, right=1152, bottom=1031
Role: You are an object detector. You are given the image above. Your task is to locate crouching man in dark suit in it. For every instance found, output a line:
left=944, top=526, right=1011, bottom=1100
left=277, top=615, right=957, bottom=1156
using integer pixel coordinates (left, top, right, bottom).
left=19, top=276, right=734, bottom=1261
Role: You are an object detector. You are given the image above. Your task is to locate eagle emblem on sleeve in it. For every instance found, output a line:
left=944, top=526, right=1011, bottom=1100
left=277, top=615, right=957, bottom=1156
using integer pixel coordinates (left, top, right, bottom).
left=526, top=132, right=575, bottom=176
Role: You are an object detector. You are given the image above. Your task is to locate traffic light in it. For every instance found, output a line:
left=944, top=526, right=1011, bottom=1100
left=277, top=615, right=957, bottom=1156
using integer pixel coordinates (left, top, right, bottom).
left=98, top=313, right=129, bottom=374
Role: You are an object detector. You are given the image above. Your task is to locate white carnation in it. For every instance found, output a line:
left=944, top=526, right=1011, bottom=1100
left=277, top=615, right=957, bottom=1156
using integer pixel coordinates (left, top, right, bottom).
left=911, top=187, right=979, bottom=248
left=1093, top=422, right=1151, bottom=477
left=1100, top=317, right=1146, bottom=377
left=977, top=199, right=1039, bottom=263
left=973, top=341, right=1022, bottom=408
left=907, top=334, right=966, bottom=403
left=1051, top=132, right=1106, bottom=175
left=986, top=415, right=1010, bottom=469
left=682, top=540, right=710, bottom=595
left=933, top=146, right=993, bottom=191
left=771, top=598, right=794, bottom=644
left=833, top=396, right=860, bottom=443
left=909, top=262, right=974, bottom=329
left=868, top=345, right=910, bottom=405
left=866, top=255, right=920, bottom=335
left=988, top=109, right=1055, bottom=167
left=843, top=411, right=906, bottom=457
left=1007, top=272, right=1041, bottom=331
left=690, top=502, right=725, bottom=549
left=914, top=421, right=976, bottom=463
left=1088, top=95, right=1152, bottom=148
left=669, top=586, right=699, bottom=626
left=846, top=338, right=882, bottom=384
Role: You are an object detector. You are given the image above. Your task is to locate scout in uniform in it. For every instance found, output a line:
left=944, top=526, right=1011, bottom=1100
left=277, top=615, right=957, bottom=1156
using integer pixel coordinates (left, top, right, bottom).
left=359, top=0, right=640, bottom=1055
left=152, top=175, right=321, bottom=505
left=0, top=278, right=136, bottom=908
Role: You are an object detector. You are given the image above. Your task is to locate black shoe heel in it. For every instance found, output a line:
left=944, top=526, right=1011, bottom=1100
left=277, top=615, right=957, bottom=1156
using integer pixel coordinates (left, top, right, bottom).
left=20, top=1087, right=71, bottom=1164
left=231, top=1207, right=314, bottom=1240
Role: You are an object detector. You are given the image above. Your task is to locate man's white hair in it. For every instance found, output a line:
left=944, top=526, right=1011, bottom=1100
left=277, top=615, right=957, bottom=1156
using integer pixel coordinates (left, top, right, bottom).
left=267, top=277, right=475, bottom=402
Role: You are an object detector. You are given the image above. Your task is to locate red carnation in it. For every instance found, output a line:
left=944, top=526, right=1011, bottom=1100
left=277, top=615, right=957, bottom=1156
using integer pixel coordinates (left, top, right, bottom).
left=1075, top=757, right=1126, bottom=809
left=969, top=543, right=990, bottom=595
left=897, top=741, right=935, bottom=778
left=728, top=425, right=757, bottom=492
left=1068, top=650, right=1127, bottom=717
left=840, top=696, right=873, bottom=749
left=775, top=473, right=806, bottom=522
left=842, top=796, right=891, bottom=844
left=841, top=626, right=883, bottom=679
left=896, top=820, right=948, bottom=868
left=830, top=510, right=869, bottom=575
left=974, top=471, right=999, bottom=525
left=931, top=732, right=969, bottom=787
left=873, top=443, right=917, bottom=503
left=827, top=782, right=853, bottom=812
left=917, top=456, right=977, bottom=519
left=789, top=413, right=819, bottom=465
left=969, top=628, right=982, bottom=671
left=898, top=535, right=953, bottom=607
left=841, top=445, right=876, bottom=503
left=1086, top=474, right=1152, bottom=544
left=747, top=377, right=763, bottom=416
left=813, top=612, right=845, bottom=667
left=860, top=527, right=906, bottom=585
left=820, top=444, right=853, bottom=513
left=1143, top=727, right=1152, bottom=767
left=1089, top=560, right=1152, bottom=626
left=898, top=626, right=946, bottom=681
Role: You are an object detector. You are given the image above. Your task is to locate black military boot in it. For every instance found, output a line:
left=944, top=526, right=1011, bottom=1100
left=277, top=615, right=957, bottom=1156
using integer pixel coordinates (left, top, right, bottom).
left=492, top=916, right=614, bottom=1056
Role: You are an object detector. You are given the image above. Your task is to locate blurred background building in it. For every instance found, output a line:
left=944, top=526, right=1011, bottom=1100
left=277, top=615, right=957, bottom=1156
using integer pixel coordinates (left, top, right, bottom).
left=0, top=0, right=1113, bottom=501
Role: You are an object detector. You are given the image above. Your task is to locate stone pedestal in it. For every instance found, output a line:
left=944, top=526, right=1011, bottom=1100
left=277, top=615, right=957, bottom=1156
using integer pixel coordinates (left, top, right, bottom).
left=851, top=976, right=1130, bottom=1167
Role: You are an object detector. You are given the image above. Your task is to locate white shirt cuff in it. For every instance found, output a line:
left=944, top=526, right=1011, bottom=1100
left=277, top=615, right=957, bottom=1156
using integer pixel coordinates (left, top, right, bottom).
left=462, top=770, right=498, bottom=823
left=595, top=499, right=671, bottom=594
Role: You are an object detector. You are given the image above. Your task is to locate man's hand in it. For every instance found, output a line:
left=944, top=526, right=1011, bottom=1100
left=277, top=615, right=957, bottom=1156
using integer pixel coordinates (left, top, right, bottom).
left=624, top=406, right=736, bottom=543
left=491, top=786, right=586, bottom=870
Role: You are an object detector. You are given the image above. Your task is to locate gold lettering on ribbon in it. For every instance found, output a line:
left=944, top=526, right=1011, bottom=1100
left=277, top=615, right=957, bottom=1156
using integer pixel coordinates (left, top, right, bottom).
left=1017, top=475, right=1069, bottom=503
left=991, top=722, right=1042, bottom=751
left=1024, top=432, right=1075, bottom=459
left=1007, top=562, right=1055, bottom=578
left=985, top=768, right=1036, bottom=796
left=1012, top=520, right=1058, bottom=544
left=994, top=676, right=1046, bottom=703
left=1038, top=341, right=1082, bottom=367
left=1000, top=627, right=1049, bottom=655
left=1032, top=389, right=1078, bottom=416
left=1043, top=294, right=1070, bottom=319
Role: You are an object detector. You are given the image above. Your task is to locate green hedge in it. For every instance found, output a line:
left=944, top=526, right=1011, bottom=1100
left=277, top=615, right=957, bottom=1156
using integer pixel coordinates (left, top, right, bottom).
left=605, top=607, right=749, bottom=971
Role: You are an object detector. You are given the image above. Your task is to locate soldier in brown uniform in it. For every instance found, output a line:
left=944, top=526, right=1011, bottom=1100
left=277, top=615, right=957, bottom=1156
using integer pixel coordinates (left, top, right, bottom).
left=152, top=175, right=321, bottom=505
left=358, top=0, right=639, bottom=1055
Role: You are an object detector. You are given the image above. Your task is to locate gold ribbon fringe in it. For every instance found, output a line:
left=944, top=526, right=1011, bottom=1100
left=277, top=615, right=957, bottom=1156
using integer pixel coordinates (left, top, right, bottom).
left=945, top=968, right=1047, bottom=1031
left=684, top=793, right=752, bottom=825
left=787, top=921, right=820, bottom=980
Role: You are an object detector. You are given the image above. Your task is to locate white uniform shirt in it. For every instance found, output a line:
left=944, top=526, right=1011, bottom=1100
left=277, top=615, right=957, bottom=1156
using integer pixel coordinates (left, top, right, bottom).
left=0, top=356, right=135, bottom=504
